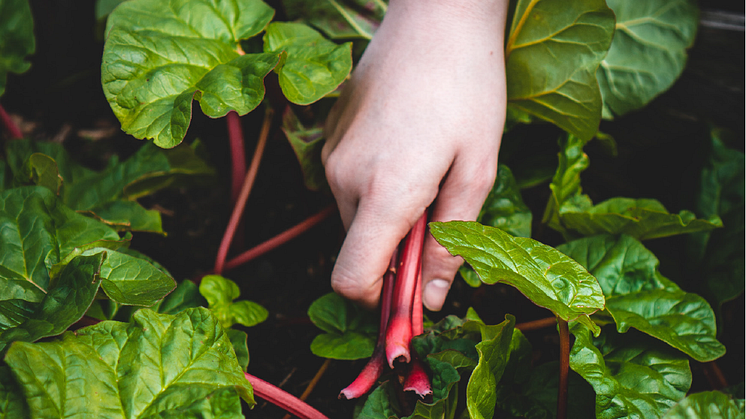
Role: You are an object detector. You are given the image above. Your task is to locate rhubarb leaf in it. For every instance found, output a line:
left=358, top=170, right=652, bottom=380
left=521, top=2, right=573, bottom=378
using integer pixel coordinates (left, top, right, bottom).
left=0, top=253, right=105, bottom=354
left=21, top=153, right=62, bottom=194
left=0, top=0, right=35, bottom=97
left=199, top=275, right=268, bottom=329
left=0, top=365, right=29, bottom=418
left=478, top=164, right=532, bottom=238
left=662, top=391, right=744, bottom=419
left=542, top=134, right=591, bottom=235
left=466, top=315, right=516, bottom=419
left=263, top=22, right=352, bottom=105
left=309, top=293, right=377, bottom=359
left=102, top=0, right=278, bottom=147
left=559, top=234, right=725, bottom=362
left=570, top=324, right=692, bottom=419
left=430, top=221, right=605, bottom=335
left=152, top=280, right=205, bottom=315
left=356, top=381, right=400, bottom=419
left=227, top=329, right=249, bottom=371
left=599, top=0, right=699, bottom=119
left=4, top=308, right=254, bottom=417
left=505, top=0, right=615, bottom=140
left=282, top=0, right=386, bottom=40
left=281, top=106, right=328, bottom=191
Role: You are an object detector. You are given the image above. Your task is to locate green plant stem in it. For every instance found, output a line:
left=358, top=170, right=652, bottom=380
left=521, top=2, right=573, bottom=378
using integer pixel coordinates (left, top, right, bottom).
left=224, top=204, right=336, bottom=271
left=557, top=317, right=570, bottom=419
left=214, top=107, right=274, bottom=275
left=0, top=104, right=22, bottom=139
left=245, top=372, right=330, bottom=419
left=516, top=317, right=557, bottom=331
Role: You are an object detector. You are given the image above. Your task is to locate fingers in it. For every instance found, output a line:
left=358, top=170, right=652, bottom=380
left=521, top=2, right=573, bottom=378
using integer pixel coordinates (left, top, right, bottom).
left=421, top=152, right=498, bottom=311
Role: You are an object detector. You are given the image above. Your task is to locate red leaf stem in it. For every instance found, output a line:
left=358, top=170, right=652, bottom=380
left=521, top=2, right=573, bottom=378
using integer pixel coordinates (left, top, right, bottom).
left=0, top=104, right=22, bottom=139
left=214, top=107, right=274, bottom=275
left=224, top=205, right=337, bottom=271
left=385, top=211, right=427, bottom=367
left=226, top=111, right=246, bottom=205
left=516, top=317, right=557, bottom=332
left=339, top=250, right=399, bottom=400
left=403, top=271, right=432, bottom=397
left=557, top=317, right=569, bottom=419
left=245, top=372, right=330, bottom=419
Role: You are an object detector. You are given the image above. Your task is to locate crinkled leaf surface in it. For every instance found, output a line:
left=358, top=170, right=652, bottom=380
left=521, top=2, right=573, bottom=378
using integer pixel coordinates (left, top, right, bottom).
left=102, top=0, right=278, bottom=147
left=0, top=0, right=35, bottom=97
left=95, top=248, right=176, bottom=306
left=308, top=292, right=376, bottom=359
left=0, top=365, right=29, bottom=418
left=561, top=198, right=723, bottom=240
left=282, top=0, right=386, bottom=40
left=542, top=134, right=591, bottom=235
left=430, top=221, right=605, bottom=335
left=199, top=275, right=268, bottom=329
left=662, top=391, right=743, bottom=419
left=558, top=234, right=725, bottom=361
left=478, top=164, right=532, bottom=238
left=4, top=307, right=254, bottom=418
left=599, top=0, right=699, bottom=118
left=21, top=153, right=62, bottom=194
left=152, top=280, right=205, bottom=315
left=570, top=323, right=692, bottom=419
left=263, top=22, right=352, bottom=105
left=281, top=105, right=328, bottom=191
left=505, top=0, right=615, bottom=140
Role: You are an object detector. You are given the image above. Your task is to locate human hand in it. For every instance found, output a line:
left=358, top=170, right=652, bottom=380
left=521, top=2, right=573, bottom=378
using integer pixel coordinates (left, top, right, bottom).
left=322, top=0, right=509, bottom=311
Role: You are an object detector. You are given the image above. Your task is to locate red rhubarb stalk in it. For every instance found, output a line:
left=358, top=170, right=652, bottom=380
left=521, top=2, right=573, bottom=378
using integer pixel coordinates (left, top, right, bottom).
left=339, top=249, right=399, bottom=400
left=557, top=318, right=570, bottom=419
left=245, top=372, right=329, bottom=419
left=226, top=111, right=247, bottom=205
left=385, top=211, right=427, bottom=367
left=403, top=271, right=432, bottom=397
left=0, top=104, right=22, bottom=139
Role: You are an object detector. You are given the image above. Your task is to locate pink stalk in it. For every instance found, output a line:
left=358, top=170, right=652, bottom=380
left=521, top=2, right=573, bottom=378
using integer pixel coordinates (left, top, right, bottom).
left=0, top=104, right=22, bottom=139
left=385, top=211, right=427, bottom=367
left=403, top=271, right=432, bottom=397
left=214, top=108, right=273, bottom=275
left=245, top=372, right=329, bottom=419
left=226, top=111, right=246, bottom=205
left=339, top=250, right=399, bottom=400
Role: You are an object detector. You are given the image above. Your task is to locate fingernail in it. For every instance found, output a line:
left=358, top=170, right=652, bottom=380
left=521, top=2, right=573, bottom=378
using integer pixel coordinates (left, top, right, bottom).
left=423, top=279, right=450, bottom=311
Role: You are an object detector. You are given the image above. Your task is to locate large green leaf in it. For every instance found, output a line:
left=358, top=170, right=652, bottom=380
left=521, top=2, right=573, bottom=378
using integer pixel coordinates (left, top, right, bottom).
left=0, top=365, right=28, bottom=418
left=478, top=164, right=532, bottom=238
left=263, top=22, right=352, bottom=105
left=599, top=0, right=699, bottom=118
left=505, top=0, right=615, bottom=140
left=558, top=234, right=726, bottom=362
left=0, top=0, right=35, bottom=97
left=308, top=292, right=377, bottom=360
left=281, top=105, right=328, bottom=191
left=282, top=0, right=386, bottom=40
left=570, top=323, right=692, bottom=419
left=102, top=0, right=278, bottom=147
left=199, top=275, right=268, bottom=329
left=4, top=308, right=254, bottom=418
left=662, top=391, right=744, bottom=419
left=430, top=221, right=605, bottom=335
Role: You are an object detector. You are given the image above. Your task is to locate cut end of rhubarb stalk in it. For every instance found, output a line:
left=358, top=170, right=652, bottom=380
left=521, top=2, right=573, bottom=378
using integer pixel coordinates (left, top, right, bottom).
left=403, top=359, right=432, bottom=398
left=339, top=349, right=386, bottom=400
left=385, top=316, right=412, bottom=368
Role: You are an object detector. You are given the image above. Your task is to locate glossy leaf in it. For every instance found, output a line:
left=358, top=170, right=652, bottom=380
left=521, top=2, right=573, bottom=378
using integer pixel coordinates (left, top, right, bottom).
left=96, top=248, right=176, bottom=306
left=281, top=105, right=328, bottom=191
left=0, top=0, right=35, bottom=97
left=199, top=275, right=268, bottom=329
left=4, top=308, right=254, bottom=417
left=478, top=164, right=532, bottom=238
left=570, top=323, right=692, bottom=419
left=430, top=221, right=605, bottom=335
left=282, top=0, right=386, bottom=40
left=102, top=0, right=278, bottom=147
left=311, top=331, right=375, bottom=360
left=308, top=292, right=377, bottom=359
left=86, top=200, right=163, bottom=233
left=599, top=0, right=699, bottom=118
left=263, top=22, right=353, bottom=105
left=559, top=234, right=725, bottom=362
left=662, top=391, right=743, bottom=419
left=505, top=0, right=615, bottom=140
left=0, top=365, right=29, bottom=418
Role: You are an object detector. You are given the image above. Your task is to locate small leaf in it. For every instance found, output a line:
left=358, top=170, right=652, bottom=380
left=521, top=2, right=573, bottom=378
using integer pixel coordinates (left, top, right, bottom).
left=4, top=308, right=254, bottom=417
left=308, top=292, right=377, bottom=359
left=599, top=0, right=699, bottom=118
left=430, top=221, right=605, bottom=335
left=102, top=0, right=278, bottom=147
left=96, top=248, right=176, bottom=306
left=199, top=275, right=268, bottom=329
left=559, top=234, right=726, bottom=362
left=282, top=0, right=386, bottom=40
left=0, top=0, right=35, bottom=97
left=542, top=134, right=591, bottom=235
left=281, top=106, right=328, bottom=191
left=505, top=0, right=615, bottom=140
left=21, top=153, right=62, bottom=194
left=310, top=332, right=374, bottom=360
left=263, top=22, right=352, bottom=105
left=478, top=164, right=532, bottom=238
left=570, top=323, right=692, bottom=419
left=662, top=391, right=743, bottom=419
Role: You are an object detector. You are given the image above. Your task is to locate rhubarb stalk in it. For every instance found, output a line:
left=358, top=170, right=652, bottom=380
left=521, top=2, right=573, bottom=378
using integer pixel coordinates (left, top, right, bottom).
left=339, top=249, right=399, bottom=400
left=402, top=271, right=432, bottom=397
left=0, top=104, right=22, bottom=139
left=245, top=372, right=329, bottom=419
left=385, top=211, right=427, bottom=367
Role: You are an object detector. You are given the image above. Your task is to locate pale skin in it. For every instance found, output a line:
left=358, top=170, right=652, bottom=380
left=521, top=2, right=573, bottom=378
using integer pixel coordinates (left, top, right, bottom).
left=322, top=0, right=509, bottom=311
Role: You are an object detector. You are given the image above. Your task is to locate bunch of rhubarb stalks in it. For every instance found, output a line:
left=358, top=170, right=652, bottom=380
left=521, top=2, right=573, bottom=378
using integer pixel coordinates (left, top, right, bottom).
left=341, top=211, right=432, bottom=400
